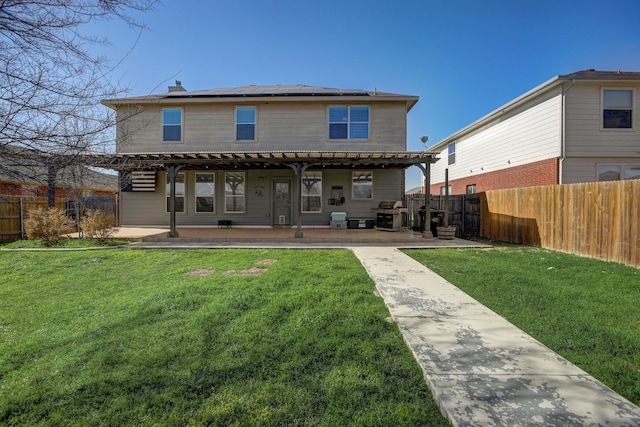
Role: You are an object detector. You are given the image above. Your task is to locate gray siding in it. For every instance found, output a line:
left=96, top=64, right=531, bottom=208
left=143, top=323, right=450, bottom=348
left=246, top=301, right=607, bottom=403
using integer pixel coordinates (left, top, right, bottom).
left=120, top=169, right=403, bottom=227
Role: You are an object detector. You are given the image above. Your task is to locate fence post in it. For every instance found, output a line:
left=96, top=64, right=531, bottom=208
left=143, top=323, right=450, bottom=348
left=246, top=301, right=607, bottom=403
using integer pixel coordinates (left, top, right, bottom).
left=19, top=197, right=24, bottom=239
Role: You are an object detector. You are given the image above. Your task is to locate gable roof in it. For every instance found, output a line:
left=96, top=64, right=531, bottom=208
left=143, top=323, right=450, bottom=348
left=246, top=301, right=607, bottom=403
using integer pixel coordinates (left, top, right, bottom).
left=102, top=84, right=419, bottom=111
left=429, top=69, right=640, bottom=151
left=559, top=69, right=640, bottom=81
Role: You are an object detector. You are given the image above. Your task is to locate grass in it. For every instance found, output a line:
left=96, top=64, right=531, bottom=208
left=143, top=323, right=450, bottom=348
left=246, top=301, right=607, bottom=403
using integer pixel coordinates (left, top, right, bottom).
left=0, top=248, right=449, bottom=426
left=404, top=245, right=640, bottom=406
left=0, top=238, right=129, bottom=249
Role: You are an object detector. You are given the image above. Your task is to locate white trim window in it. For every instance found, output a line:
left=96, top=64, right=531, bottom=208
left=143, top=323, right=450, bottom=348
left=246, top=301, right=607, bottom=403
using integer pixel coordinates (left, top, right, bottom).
left=466, top=184, right=476, bottom=194
left=440, top=185, right=452, bottom=196
left=236, top=106, right=256, bottom=140
left=329, top=106, right=369, bottom=140
left=602, top=89, right=633, bottom=129
left=302, top=171, right=322, bottom=213
left=225, top=171, right=245, bottom=213
left=352, top=171, right=373, bottom=199
left=163, top=108, right=183, bottom=142
left=195, top=172, right=215, bottom=213
left=166, top=172, right=185, bottom=212
left=448, top=143, right=456, bottom=165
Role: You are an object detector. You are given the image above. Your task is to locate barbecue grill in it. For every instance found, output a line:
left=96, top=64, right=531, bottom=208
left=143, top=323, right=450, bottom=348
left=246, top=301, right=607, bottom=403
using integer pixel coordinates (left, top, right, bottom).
left=371, top=201, right=407, bottom=231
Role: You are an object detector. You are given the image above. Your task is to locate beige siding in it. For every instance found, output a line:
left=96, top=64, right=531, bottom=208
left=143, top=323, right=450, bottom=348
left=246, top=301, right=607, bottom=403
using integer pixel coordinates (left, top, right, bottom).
left=562, top=157, right=640, bottom=184
left=431, top=90, right=563, bottom=184
left=564, top=82, right=640, bottom=157
left=117, top=101, right=408, bottom=153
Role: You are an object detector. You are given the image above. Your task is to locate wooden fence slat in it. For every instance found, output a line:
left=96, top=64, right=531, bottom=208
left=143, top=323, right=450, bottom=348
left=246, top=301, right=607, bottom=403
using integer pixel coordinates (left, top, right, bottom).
left=480, top=180, right=640, bottom=268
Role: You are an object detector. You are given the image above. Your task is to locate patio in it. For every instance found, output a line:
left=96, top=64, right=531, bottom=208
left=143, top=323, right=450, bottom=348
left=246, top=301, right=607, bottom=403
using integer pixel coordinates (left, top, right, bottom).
left=112, top=226, right=487, bottom=248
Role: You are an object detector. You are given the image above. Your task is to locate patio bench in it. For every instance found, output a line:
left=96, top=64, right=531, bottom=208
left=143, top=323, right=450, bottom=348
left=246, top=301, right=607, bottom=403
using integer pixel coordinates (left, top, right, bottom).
left=217, top=220, right=232, bottom=228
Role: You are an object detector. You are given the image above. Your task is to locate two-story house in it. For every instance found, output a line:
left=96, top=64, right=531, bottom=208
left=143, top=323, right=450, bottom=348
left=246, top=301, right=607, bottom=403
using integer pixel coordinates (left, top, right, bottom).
left=429, top=70, right=640, bottom=195
left=95, top=84, right=435, bottom=237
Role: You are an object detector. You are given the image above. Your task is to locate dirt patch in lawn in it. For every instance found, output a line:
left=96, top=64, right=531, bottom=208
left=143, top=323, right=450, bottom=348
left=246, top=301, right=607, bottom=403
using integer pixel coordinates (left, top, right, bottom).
left=222, top=267, right=267, bottom=277
left=184, top=268, right=215, bottom=277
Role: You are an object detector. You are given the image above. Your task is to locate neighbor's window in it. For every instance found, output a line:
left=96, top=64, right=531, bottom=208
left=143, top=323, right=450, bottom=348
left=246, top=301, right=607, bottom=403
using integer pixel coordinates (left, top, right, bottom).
left=163, top=108, right=182, bottom=142
left=466, top=184, right=476, bottom=194
left=352, top=171, right=373, bottom=199
left=448, top=143, right=456, bottom=165
left=195, top=172, right=215, bottom=213
left=225, top=171, right=245, bottom=213
left=440, top=185, right=452, bottom=195
left=166, top=172, right=185, bottom=212
left=236, top=106, right=256, bottom=140
left=597, top=165, right=621, bottom=181
left=624, top=166, right=640, bottom=180
left=603, top=89, right=633, bottom=129
left=329, top=106, right=369, bottom=139
left=598, top=164, right=640, bottom=181
left=302, top=171, right=322, bottom=212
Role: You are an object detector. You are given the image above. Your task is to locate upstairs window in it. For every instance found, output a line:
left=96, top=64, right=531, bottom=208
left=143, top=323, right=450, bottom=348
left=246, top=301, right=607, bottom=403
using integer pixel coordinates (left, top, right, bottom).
left=603, top=89, right=633, bottom=129
left=329, top=106, right=369, bottom=139
left=302, top=171, right=322, bottom=213
left=163, top=108, right=182, bottom=142
left=352, top=171, right=373, bottom=199
left=236, top=107, right=256, bottom=140
left=225, top=171, right=245, bottom=213
left=448, top=143, right=456, bottom=165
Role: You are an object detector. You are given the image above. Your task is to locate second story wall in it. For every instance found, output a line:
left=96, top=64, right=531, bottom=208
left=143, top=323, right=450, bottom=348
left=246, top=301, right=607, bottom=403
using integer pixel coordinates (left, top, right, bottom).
left=430, top=87, right=563, bottom=186
left=116, top=100, right=409, bottom=153
left=565, top=81, right=640, bottom=158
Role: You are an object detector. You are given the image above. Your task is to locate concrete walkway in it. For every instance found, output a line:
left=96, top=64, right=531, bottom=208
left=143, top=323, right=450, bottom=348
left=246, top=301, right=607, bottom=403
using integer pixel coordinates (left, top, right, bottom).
left=352, top=247, right=640, bottom=427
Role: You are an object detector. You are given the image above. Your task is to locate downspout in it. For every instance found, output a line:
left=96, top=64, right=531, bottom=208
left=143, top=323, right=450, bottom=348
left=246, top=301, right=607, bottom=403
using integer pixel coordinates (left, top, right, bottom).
left=559, top=79, right=576, bottom=185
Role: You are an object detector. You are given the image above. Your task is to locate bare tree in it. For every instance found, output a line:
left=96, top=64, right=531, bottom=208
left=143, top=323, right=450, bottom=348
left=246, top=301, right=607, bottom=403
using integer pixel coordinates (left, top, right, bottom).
left=0, top=0, right=157, bottom=205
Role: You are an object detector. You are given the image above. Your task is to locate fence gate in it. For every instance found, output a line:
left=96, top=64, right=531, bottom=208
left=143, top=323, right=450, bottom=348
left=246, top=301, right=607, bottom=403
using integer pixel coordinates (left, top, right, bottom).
left=403, top=193, right=481, bottom=237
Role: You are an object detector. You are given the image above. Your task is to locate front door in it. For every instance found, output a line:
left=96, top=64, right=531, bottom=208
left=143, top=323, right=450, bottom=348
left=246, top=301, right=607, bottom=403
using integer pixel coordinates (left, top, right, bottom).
left=272, top=179, right=292, bottom=226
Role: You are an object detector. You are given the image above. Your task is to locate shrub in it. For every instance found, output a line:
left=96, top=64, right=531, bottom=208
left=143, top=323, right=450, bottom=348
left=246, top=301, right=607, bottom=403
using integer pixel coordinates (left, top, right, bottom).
left=80, top=210, right=116, bottom=242
left=24, top=207, right=74, bottom=246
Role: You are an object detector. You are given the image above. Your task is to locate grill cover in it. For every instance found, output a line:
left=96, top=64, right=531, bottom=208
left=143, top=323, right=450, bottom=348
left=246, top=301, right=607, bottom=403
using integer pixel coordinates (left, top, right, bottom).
left=378, top=201, right=402, bottom=209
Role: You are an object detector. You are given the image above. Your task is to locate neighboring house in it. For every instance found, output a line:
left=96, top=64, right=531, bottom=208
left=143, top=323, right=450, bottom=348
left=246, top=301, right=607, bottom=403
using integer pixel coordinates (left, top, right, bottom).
left=94, top=83, right=435, bottom=236
left=0, top=146, right=118, bottom=198
left=428, top=69, right=640, bottom=195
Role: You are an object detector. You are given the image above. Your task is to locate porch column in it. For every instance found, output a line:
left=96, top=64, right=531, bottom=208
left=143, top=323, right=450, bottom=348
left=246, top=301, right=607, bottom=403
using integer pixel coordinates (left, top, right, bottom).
left=416, top=162, right=432, bottom=238
left=165, top=164, right=183, bottom=238
left=286, top=163, right=312, bottom=238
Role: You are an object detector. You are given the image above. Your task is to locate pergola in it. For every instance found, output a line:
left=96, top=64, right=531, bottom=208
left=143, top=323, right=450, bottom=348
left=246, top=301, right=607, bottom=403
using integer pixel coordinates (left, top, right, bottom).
left=85, top=150, right=439, bottom=238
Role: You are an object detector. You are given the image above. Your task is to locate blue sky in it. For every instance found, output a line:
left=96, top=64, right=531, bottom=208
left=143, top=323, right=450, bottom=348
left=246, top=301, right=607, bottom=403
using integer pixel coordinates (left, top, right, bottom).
left=90, top=0, right=640, bottom=189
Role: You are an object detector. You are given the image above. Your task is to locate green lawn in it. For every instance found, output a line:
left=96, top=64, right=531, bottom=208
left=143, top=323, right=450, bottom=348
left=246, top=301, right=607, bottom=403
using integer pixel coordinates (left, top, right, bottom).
left=0, top=248, right=449, bottom=426
left=404, top=245, right=640, bottom=406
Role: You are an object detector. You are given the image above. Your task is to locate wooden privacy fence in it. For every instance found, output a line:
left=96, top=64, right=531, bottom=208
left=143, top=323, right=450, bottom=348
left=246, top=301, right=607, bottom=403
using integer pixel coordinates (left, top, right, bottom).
left=481, top=180, right=640, bottom=268
left=0, top=195, right=118, bottom=240
left=0, top=196, right=66, bottom=240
